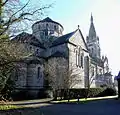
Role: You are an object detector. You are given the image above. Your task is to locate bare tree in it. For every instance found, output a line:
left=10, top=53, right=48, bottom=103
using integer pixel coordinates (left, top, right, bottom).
left=0, top=0, right=52, bottom=37
left=0, top=0, right=52, bottom=97
left=45, top=57, right=82, bottom=100
left=0, top=40, right=30, bottom=97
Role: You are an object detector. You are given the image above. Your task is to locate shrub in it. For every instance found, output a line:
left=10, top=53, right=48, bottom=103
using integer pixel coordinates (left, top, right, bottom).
left=96, top=88, right=116, bottom=97
left=59, top=88, right=117, bottom=99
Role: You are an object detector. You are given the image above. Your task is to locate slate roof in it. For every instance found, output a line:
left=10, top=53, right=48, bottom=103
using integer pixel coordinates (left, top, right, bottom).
left=12, top=32, right=45, bottom=49
left=50, top=29, right=88, bottom=51
left=50, top=31, right=76, bottom=47
left=32, top=17, right=64, bottom=29
left=47, top=51, right=67, bottom=59
left=104, top=72, right=112, bottom=76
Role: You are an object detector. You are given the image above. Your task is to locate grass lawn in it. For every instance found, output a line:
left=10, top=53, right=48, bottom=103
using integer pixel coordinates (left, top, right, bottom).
left=52, top=95, right=118, bottom=103
left=0, top=105, right=19, bottom=110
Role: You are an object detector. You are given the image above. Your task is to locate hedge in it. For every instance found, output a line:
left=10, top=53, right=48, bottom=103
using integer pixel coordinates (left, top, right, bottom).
left=56, top=87, right=117, bottom=99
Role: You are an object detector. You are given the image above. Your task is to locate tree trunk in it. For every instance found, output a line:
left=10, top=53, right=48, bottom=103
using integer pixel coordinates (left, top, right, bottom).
left=67, top=89, right=70, bottom=102
left=53, top=90, right=58, bottom=101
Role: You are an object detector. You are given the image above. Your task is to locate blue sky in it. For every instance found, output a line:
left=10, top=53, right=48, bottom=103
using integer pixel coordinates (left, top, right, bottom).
left=21, top=0, right=120, bottom=75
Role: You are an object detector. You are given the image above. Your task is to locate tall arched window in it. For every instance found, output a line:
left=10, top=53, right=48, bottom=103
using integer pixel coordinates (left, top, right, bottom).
left=36, top=49, right=39, bottom=54
left=46, top=23, right=48, bottom=28
left=91, top=48, right=94, bottom=54
left=76, top=50, right=78, bottom=66
left=81, top=53, right=84, bottom=68
left=37, top=67, right=41, bottom=78
left=15, top=68, right=19, bottom=81
left=91, top=67, right=94, bottom=76
left=78, top=53, right=81, bottom=67
left=78, top=47, right=81, bottom=67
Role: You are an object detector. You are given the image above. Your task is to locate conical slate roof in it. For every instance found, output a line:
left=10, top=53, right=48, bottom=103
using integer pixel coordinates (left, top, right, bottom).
left=32, top=17, right=64, bottom=29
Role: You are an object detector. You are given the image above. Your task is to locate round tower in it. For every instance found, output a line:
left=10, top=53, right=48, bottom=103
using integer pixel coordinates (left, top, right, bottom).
left=32, top=17, right=64, bottom=43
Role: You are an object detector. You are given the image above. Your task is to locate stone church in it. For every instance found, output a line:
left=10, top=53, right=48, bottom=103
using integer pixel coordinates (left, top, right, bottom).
left=12, top=14, right=113, bottom=97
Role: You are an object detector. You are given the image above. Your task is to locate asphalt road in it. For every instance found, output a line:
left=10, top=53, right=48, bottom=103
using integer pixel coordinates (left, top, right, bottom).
left=1, top=99, right=120, bottom=115
left=36, top=99, right=120, bottom=115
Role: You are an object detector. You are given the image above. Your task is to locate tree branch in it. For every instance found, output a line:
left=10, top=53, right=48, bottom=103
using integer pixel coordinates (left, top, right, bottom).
left=1, top=0, right=9, bottom=6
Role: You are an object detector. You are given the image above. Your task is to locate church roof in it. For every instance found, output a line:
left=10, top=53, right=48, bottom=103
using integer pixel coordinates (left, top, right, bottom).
left=104, top=72, right=112, bottom=76
left=47, top=51, right=67, bottom=59
left=12, top=32, right=45, bottom=49
left=51, top=29, right=88, bottom=51
left=50, top=31, right=76, bottom=47
left=32, top=17, right=64, bottom=29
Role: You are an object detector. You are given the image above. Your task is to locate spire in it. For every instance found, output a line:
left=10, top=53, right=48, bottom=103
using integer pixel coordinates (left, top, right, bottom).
left=91, top=13, right=93, bottom=23
left=89, top=13, right=96, bottom=38
left=87, top=14, right=101, bottom=59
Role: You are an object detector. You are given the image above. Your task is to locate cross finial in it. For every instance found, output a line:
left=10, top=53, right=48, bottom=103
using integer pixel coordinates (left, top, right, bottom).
left=78, top=25, right=80, bottom=29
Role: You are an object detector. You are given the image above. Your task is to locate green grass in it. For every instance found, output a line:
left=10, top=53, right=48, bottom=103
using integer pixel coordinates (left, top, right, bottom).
left=0, top=105, right=18, bottom=110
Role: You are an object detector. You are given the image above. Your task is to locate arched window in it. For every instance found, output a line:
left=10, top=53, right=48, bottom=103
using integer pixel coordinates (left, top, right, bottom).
left=91, top=48, right=94, bottom=54
left=91, top=67, right=94, bottom=76
left=15, top=68, right=19, bottom=81
left=30, top=46, right=32, bottom=51
left=81, top=53, right=84, bottom=68
left=36, top=49, right=39, bottom=54
left=37, top=67, right=41, bottom=78
left=45, top=29, right=48, bottom=36
left=39, top=25, right=41, bottom=30
left=78, top=53, right=81, bottom=67
left=54, top=25, right=57, bottom=30
left=46, top=23, right=48, bottom=28
left=76, top=50, right=78, bottom=66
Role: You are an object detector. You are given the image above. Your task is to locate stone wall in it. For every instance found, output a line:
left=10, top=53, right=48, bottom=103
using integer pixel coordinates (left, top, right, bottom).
left=26, top=63, right=44, bottom=98
left=14, top=60, right=44, bottom=98
left=67, top=43, right=89, bottom=88
left=32, top=21, right=64, bottom=43
left=14, top=62, right=27, bottom=89
left=27, top=64, right=44, bottom=88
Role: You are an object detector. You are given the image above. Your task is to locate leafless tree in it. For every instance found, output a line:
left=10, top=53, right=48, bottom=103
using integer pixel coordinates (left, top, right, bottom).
left=45, top=57, right=82, bottom=100
left=0, top=0, right=52, bottom=96
left=1, top=0, right=52, bottom=37
left=0, top=41, right=30, bottom=92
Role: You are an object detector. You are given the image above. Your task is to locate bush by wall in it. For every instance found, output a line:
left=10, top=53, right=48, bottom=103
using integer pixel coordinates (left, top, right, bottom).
left=57, top=87, right=117, bottom=100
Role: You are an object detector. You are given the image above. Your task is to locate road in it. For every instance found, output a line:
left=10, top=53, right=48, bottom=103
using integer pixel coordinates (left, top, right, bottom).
left=36, top=99, right=120, bottom=115
left=1, top=99, right=120, bottom=115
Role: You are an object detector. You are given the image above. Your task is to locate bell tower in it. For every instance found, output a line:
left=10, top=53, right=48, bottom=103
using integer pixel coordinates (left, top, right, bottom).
left=86, top=14, right=101, bottom=59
